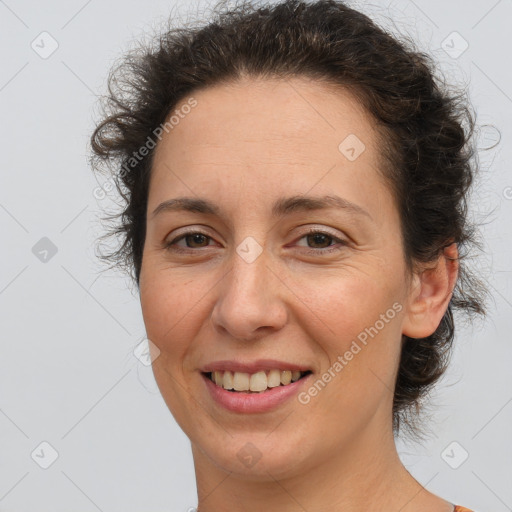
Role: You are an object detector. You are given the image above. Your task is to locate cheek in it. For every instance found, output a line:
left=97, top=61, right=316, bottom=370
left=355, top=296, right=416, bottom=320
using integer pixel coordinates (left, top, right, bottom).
left=294, top=265, right=402, bottom=342
left=139, top=266, right=206, bottom=361
left=296, top=270, right=404, bottom=402
left=139, top=266, right=212, bottom=432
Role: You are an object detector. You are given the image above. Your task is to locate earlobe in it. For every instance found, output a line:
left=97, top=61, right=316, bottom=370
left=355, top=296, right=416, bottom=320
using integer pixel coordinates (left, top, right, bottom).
left=402, top=243, right=459, bottom=339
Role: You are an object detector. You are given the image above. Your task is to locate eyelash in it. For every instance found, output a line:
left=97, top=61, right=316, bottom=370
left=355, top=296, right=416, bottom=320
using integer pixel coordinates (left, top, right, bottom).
left=163, top=228, right=348, bottom=256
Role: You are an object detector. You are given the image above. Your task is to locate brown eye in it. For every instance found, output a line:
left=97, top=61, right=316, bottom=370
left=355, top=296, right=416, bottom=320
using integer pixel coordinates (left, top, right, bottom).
left=305, top=233, right=333, bottom=249
left=164, top=231, right=215, bottom=252
left=183, top=233, right=210, bottom=248
left=295, top=229, right=348, bottom=256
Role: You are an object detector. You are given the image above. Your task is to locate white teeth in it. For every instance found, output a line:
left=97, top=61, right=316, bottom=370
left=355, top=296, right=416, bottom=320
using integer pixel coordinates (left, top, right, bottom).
left=233, top=372, right=250, bottom=391
left=267, top=369, right=281, bottom=388
left=291, top=370, right=301, bottom=382
left=208, top=369, right=308, bottom=392
left=249, top=371, right=267, bottom=392
left=280, top=370, right=292, bottom=385
left=223, top=370, right=234, bottom=390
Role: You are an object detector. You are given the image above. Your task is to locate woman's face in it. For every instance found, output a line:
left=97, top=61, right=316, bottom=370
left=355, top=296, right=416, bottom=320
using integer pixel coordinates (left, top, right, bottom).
left=139, top=77, right=421, bottom=478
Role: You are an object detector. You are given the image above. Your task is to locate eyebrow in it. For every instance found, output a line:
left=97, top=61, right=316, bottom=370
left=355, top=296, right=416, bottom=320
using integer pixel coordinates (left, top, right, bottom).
left=151, top=194, right=372, bottom=220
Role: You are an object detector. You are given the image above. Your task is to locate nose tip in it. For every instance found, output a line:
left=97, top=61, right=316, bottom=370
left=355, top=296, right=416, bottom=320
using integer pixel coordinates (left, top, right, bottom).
left=210, top=255, right=288, bottom=342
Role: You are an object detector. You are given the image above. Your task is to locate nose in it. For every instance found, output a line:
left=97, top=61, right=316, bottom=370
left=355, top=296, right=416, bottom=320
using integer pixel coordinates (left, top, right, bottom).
left=210, top=246, right=288, bottom=342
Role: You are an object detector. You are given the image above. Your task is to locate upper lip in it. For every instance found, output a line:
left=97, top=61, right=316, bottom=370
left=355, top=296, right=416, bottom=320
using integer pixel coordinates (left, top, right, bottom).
left=200, top=359, right=312, bottom=374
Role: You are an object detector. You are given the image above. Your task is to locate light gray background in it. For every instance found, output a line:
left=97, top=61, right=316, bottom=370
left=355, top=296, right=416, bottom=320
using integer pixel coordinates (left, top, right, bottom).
left=1, top=0, right=511, bottom=510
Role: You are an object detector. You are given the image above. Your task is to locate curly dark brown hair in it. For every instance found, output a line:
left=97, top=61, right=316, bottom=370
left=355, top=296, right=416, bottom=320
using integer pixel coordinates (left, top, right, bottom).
left=90, top=0, right=488, bottom=436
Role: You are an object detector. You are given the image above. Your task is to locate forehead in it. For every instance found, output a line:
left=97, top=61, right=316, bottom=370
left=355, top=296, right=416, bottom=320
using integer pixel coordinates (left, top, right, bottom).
left=156, top=75, right=376, bottom=152
left=149, top=76, right=389, bottom=218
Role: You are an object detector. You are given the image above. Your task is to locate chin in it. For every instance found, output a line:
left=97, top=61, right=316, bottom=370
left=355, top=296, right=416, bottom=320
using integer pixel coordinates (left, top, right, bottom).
left=193, top=427, right=323, bottom=480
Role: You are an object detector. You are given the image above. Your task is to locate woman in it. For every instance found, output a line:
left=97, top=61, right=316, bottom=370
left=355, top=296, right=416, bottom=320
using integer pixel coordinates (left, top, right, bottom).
left=90, top=0, right=487, bottom=510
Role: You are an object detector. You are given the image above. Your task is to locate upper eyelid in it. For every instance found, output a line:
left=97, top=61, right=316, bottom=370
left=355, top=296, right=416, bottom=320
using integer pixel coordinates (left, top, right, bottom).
left=167, top=227, right=347, bottom=246
left=167, top=224, right=344, bottom=238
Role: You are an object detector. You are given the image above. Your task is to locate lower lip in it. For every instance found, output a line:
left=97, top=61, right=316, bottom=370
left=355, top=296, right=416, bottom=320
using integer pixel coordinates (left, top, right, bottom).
left=201, top=373, right=311, bottom=414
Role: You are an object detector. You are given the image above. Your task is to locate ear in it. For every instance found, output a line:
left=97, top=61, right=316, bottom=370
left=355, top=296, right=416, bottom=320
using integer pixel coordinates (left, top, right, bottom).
left=402, top=242, right=459, bottom=339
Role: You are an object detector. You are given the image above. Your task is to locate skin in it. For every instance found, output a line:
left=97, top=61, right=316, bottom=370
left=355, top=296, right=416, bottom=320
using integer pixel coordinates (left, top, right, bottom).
left=139, top=76, right=459, bottom=512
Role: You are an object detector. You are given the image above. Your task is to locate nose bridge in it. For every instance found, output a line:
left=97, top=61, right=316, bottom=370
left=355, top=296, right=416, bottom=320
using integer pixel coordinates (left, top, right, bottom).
left=231, top=235, right=269, bottom=294
left=211, top=236, right=287, bottom=340
left=227, top=223, right=273, bottom=293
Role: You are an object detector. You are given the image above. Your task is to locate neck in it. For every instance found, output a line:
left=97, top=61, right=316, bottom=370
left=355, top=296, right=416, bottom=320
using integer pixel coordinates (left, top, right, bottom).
left=191, top=413, right=451, bottom=512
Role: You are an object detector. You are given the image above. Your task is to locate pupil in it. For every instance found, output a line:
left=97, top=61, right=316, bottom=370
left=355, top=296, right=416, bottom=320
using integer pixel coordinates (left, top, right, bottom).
left=188, top=234, right=207, bottom=247
left=308, top=233, right=330, bottom=248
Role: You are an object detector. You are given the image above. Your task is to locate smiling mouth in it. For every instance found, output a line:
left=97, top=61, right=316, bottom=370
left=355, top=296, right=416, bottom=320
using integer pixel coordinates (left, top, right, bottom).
left=203, top=370, right=313, bottom=393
